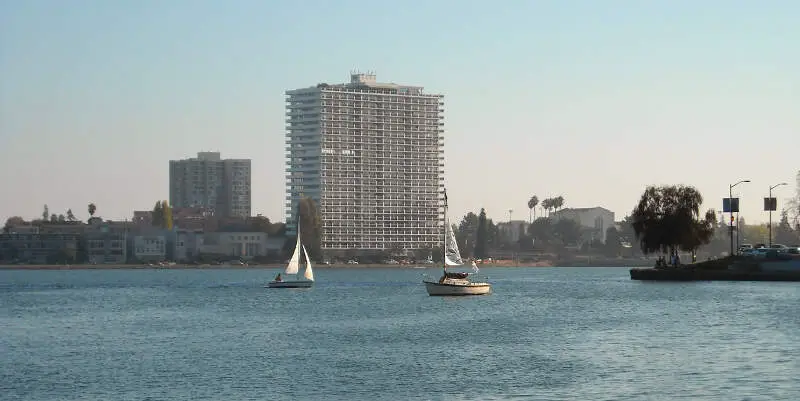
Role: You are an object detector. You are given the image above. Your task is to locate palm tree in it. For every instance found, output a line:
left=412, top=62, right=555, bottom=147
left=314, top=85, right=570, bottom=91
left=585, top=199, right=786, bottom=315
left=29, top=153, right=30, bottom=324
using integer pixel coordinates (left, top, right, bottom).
left=527, top=195, right=539, bottom=224
left=88, top=203, right=96, bottom=217
left=553, top=196, right=565, bottom=214
left=542, top=198, right=554, bottom=217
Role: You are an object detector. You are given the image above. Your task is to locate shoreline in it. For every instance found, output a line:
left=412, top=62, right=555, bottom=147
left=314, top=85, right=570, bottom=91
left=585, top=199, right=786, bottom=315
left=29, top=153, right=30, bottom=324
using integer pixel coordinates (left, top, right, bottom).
left=0, top=260, right=654, bottom=270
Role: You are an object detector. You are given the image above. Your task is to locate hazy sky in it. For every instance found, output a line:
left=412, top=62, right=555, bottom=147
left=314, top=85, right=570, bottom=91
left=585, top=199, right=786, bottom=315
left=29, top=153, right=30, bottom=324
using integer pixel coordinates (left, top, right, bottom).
left=2, top=0, right=798, bottom=226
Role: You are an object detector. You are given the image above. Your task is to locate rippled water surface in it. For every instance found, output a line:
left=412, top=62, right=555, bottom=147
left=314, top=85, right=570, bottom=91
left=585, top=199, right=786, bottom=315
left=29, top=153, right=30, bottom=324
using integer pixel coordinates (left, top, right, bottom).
left=1, top=267, right=799, bottom=400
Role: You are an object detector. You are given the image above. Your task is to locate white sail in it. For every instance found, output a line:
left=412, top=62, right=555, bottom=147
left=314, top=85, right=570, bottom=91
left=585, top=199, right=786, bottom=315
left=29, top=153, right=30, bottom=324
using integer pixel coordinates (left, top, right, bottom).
left=285, top=224, right=301, bottom=275
left=302, top=245, right=314, bottom=281
left=444, top=219, right=464, bottom=266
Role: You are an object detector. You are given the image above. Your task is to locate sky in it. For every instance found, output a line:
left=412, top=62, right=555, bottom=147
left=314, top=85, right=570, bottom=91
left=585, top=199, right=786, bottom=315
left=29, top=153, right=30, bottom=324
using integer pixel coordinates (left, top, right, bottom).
left=1, top=0, right=798, bottom=226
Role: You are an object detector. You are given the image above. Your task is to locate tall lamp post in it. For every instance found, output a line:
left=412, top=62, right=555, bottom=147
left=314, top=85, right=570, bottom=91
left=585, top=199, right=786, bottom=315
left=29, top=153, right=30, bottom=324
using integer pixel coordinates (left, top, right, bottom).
left=768, top=182, right=788, bottom=247
left=729, top=180, right=750, bottom=255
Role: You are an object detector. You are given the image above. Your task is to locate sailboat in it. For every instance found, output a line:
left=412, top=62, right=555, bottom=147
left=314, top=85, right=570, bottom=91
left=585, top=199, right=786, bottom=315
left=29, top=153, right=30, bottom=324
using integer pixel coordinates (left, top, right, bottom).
left=267, top=219, right=314, bottom=289
left=423, top=190, right=492, bottom=296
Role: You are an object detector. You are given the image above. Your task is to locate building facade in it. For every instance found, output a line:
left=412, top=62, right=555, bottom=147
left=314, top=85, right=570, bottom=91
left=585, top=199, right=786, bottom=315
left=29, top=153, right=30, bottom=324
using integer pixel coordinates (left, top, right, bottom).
left=200, top=232, right=272, bottom=259
left=0, top=232, right=79, bottom=264
left=285, top=73, right=444, bottom=251
left=551, top=207, right=616, bottom=243
left=133, top=235, right=167, bottom=262
left=169, top=152, right=251, bottom=218
left=86, top=221, right=128, bottom=264
left=497, top=220, right=529, bottom=244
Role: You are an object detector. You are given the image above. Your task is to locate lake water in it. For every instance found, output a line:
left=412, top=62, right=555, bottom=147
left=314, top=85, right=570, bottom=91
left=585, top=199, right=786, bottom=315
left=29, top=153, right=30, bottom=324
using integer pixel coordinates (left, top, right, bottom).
left=1, top=267, right=799, bottom=400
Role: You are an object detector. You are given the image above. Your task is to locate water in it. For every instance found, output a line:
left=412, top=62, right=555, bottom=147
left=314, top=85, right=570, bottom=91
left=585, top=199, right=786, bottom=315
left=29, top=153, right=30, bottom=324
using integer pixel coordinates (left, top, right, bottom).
left=1, top=267, right=799, bottom=400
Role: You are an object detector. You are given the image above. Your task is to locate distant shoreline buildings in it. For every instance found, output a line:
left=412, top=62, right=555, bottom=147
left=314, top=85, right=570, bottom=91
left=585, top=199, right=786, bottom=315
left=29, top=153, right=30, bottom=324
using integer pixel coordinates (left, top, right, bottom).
left=169, top=152, right=252, bottom=218
left=1, top=71, right=659, bottom=266
left=285, top=73, right=445, bottom=252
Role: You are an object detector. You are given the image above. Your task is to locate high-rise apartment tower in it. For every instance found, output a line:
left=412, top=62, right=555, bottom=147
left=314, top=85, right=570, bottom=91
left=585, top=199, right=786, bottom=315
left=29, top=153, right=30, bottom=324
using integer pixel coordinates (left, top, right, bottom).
left=169, top=152, right=252, bottom=218
left=285, top=73, right=444, bottom=251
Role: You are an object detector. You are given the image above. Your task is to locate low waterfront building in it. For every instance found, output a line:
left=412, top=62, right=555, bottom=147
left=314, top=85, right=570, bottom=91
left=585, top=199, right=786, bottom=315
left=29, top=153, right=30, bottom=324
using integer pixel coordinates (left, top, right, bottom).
left=0, top=233, right=80, bottom=264
left=174, top=230, right=204, bottom=262
left=133, top=235, right=167, bottom=262
left=86, top=221, right=129, bottom=264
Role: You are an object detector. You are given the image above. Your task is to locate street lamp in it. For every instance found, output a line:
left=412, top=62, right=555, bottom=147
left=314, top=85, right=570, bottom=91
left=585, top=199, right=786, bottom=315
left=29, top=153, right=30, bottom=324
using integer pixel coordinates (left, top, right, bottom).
left=729, top=180, right=750, bottom=256
left=768, top=182, right=788, bottom=247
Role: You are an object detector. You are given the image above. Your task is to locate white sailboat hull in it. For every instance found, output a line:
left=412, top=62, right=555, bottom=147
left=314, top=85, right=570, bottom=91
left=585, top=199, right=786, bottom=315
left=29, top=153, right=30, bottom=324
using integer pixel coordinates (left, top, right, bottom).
left=266, top=280, right=314, bottom=289
left=423, top=280, right=492, bottom=296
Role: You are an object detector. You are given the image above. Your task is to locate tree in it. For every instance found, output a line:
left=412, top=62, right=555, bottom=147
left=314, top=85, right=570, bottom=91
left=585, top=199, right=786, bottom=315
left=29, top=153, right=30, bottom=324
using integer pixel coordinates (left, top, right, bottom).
left=552, top=218, right=581, bottom=246
left=49, top=214, right=58, bottom=223
left=88, top=203, right=96, bottom=217
left=552, top=196, right=565, bottom=214
left=474, top=208, right=488, bottom=259
left=66, top=209, right=76, bottom=222
left=249, top=215, right=272, bottom=233
left=774, top=211, right=798, bottom=245
left=42, top=205, right=50, bottom=222
left=454, top=212, right=479, bottom=258
left=162, top=200, right=173, bottom=229
left=297, top=197, right=322, bottom=262
left=604, top=226, right=622, bottom=257
left=486, top=219, right=499, bottom=251
left=631, top=185, right=715, bottom=257
left=788, top=170, right=800, bottom=227
left=152, top=201, right=164, bottom=227
left=528, top=217, right=554, bottom=248
left=3, top=216, right=25, bottom=233
left=541, top=198, right=553, bottom=217
left=527, top=195, right=539, bottom=224
left=269, top=222, right=287, bottom=237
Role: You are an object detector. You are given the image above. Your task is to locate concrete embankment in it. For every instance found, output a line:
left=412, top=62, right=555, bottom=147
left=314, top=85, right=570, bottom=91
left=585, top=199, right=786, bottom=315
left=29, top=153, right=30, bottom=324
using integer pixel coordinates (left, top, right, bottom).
left=630, top=256, right=800, bottom=282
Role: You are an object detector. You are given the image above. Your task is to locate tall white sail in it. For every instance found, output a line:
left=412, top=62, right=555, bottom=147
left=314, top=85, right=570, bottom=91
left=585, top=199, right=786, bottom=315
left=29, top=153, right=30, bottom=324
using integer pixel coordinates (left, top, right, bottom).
left=444, top=218, right=463, bottom=266
left=285, top=223, right=301, bottom=275
left=302, top=245, right=314, bottom=281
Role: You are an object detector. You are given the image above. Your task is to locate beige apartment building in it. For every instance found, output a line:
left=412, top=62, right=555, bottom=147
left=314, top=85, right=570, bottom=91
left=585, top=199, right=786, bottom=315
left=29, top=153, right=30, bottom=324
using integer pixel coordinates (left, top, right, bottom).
left=169, top=152, right=251, bottom=218
left=285, top=73, right=445, bottom=251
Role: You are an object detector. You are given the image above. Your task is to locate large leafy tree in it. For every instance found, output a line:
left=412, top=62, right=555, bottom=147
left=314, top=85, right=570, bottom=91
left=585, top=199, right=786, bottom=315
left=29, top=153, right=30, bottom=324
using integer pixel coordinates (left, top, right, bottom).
left=527, top=217, right=554, bottom=247
left=455, top=212, right=479, bottom=258
left=297, top=197, right=322, bottom=261
left=774, top=211, right=799, bottom=245
left=152, top=201, right=164, bottom=227
left=788, top=170, right=800, bottom=227
left=604, top=226, right=622, bottom=257
left=3, top=216, right=25, bottom=233
left=474, top=208, right=488, bottom=259
left=631, top=185, right=715, bottom=257
left=552, top=218, right=580, bottom=246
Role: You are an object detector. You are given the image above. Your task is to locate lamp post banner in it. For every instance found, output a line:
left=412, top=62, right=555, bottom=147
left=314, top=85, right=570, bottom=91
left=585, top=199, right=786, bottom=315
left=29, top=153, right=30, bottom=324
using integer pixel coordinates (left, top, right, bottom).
left=723, top=198, right=740, bottom=213
left=764, top=197, right=777, bottom=211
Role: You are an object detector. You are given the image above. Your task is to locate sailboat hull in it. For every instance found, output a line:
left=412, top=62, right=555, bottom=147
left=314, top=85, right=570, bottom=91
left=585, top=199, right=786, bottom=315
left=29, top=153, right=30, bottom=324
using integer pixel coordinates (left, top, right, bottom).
left=423, top=280, right=492, bottom=296
left=266, top=280, right=314, bottom=289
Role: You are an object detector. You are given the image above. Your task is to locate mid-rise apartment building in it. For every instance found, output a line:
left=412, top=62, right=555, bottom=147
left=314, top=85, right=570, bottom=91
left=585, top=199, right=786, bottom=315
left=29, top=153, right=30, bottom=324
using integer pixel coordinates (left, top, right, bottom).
left=285, top=73, right=444, bottom=251
left=169, top=152, right=251, bottom=218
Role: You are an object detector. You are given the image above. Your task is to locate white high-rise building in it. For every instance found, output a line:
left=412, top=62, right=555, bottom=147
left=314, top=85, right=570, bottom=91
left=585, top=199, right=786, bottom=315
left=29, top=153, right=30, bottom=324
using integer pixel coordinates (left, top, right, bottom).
left=169, top=152, right=251, bottom=218
left=285, top=73, right=444, bottom=251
